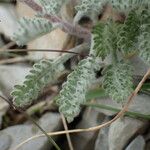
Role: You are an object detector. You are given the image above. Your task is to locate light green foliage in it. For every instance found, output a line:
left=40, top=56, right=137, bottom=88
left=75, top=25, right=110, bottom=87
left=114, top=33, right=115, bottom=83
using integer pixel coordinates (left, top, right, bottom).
left=138, top=24, right=150, bottom=65
left=102, top=62, right=133, bottom=102
left=11, top=59, right=64, bottom=107
left=91, top=21, right=119, bottom=59
left=75, top=0, right=107, bottom=13
left=117, top=10, right=140, bottom=55
left=12, top=17, right=53, bottom=45
left=110, top=0, right=150, bottom=13
left=56, top=57, right=100, bottom=122
left=39, top=0, right=66, bottom=15
left=11, top=0, right=150, bottom=122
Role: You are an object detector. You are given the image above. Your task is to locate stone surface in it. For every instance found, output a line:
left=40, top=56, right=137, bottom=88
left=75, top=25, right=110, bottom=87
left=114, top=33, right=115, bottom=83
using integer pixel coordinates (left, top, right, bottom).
left=108, top=117, right=146, bottom=150
left=71, top=109, right=105, bottom=150
left=125, top=135, right=145, bottom=150
left=0, top=112, right=62, bottom=150
left=0, top=4, right=18, bottom=37
left=94, top=119, right=109, bottom=150
left=95, top=93, right=150, bottom=116
left=0, top=133, right=12, bottom=150
left=129, top=56, right=149, bottom=76
left=28, top=28, right=72, bottom=60
left=16, top=1, right=36, bottom=18
left=0, top=65, right=31, bottom=97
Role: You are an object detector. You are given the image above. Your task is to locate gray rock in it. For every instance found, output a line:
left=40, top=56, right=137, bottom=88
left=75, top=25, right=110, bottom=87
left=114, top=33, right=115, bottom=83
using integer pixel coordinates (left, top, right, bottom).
left=125, top=135, right=145, bottom=150
left=95, top=94, right=150, bottom=116
left=108, top=117, right=146, bottom=150
left=0, top=133, right=12, bottom=150
left=0, top=65, right=31, bottom=97
left=94, top=119, right=109, bottom=150
left=71, top=109, right=105, bottom=150
left=0, top=3, right=18, bottom=37
left=129, top=56, right=149, bottom=76
left=0, top=112, right=62, bottom=150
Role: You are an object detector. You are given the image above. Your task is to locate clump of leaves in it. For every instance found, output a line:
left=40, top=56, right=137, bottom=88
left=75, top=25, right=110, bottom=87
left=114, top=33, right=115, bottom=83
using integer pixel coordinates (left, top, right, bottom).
left=11, top=0, right=150, bottom=122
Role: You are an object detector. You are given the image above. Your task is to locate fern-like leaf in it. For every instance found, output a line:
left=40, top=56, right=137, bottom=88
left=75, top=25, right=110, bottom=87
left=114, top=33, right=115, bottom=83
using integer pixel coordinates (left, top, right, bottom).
left=102, top=62, right=133, bottom=102
left=110, top=0, right=150, bottom=13
left=91, top=21, right=119, bottom=60
left=75, top=0, right=106, bottom=13
left=117, top=10, right=141, bottom=55
left=56, top=57, right=100, bottom=122
left=138, top=24, right=150, bottom=65
left=12, top=17, right=53, bottom=45
left=11, top=59, right=64, bottom=107
left=39, top=0, right=66, bottom=15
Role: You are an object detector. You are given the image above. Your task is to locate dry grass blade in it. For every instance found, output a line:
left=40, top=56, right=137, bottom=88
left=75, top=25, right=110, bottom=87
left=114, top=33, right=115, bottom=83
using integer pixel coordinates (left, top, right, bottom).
left=11, top=69, right=150, bottom=150
left=61, top=114, right=74, bottom=150
left=0, top=48, right=80, bottom=55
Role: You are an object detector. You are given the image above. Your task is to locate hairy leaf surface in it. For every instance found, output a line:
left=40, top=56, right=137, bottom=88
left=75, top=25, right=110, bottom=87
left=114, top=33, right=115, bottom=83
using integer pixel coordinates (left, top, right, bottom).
left=138, top=24, right=150, bottom=65
left=75, top=0, right=106, bottom=13
left=56, top=57, right=100, bottom=122
left=12, top=17, right=53, bottom=45
left=11, top=59, right=64, bottom=107
left=117, top=10, right=141, bottom=55
left=91, top=21, right=119, bottom=60
left=102, top=62, right=133, bottom=102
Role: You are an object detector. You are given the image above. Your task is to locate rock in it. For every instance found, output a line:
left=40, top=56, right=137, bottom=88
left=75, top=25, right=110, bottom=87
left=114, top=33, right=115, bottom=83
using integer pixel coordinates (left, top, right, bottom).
left=0, top=133, right=12, bottom=150
left=71, top=109, right=105, bottom=150
left=108, top=117, right=146, bottom=150
left=129, top=56, right=149, bottom=76
left=0, top=65, right=31, bottom=97
left=0, top=4, right=18, bottom=37
left=28, top=28, right=73, bottom=60
left=94, top=118, right=110, bottom=150
left=0, top=91, right=9, bottom=128
left=95, top=93, right=150, bottom=116
left=0, top=112, right=62, bottom=150
left=125, top=135, right=145, bottom=150
left=16, top=1, right=36, bottom=18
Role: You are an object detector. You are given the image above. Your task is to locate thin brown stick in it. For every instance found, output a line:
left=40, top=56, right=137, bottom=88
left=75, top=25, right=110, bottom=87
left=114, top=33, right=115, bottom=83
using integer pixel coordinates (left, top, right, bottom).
left=61, top=114, right=74, bottom=150
left=0, top=49, right=80, bottom=55
left=11, top=69, right=150, bottom=150
left=20, top=0, right=42, bottom=12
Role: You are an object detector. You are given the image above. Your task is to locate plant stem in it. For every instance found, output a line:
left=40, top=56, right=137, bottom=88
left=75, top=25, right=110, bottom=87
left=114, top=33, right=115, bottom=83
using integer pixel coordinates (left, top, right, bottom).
left=84, top=102, right=150, bottom=120
left=111, top=49, right=118, bottom=64
left=86, top=88, right=107, bottom=101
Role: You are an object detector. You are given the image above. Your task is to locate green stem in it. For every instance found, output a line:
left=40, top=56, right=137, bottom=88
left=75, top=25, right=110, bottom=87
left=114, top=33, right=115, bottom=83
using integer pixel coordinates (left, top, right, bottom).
left=111, top=49, right=118, bottom=64
left=84, top=103, right=150, bottom=120
left=86, top=88, right=107, bottom=101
